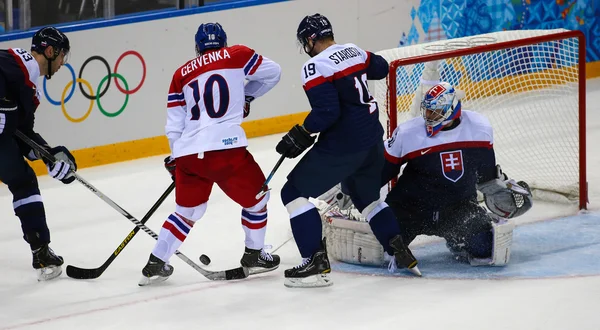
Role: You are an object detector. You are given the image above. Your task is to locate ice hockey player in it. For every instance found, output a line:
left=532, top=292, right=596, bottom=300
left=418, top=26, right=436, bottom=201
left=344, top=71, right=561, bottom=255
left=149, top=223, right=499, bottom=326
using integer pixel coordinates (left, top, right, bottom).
left=275, top=13, right=420, bottom=288
left=323, top=82, right=533, bottom=269
left=0, top=26, right=77, bottom=281
left=139, top=22, right=282, bottom=286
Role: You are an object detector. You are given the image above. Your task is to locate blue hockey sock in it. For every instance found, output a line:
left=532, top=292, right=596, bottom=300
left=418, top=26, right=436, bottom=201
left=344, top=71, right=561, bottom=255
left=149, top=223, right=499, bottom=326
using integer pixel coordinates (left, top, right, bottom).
left=366, top=203, right=401, bottom=255
left=282, top=182, right=322, bottom=258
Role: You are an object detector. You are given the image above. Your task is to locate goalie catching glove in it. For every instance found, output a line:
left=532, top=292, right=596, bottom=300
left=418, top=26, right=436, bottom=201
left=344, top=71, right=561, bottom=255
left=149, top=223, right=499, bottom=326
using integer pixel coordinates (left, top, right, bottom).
left=477, top=165, right=532, bottom=219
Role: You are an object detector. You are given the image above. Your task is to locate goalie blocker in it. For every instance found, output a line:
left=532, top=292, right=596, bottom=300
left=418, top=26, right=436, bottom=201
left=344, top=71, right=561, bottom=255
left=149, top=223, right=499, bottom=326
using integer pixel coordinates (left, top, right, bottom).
left=320, top=167, right=532, bottom=268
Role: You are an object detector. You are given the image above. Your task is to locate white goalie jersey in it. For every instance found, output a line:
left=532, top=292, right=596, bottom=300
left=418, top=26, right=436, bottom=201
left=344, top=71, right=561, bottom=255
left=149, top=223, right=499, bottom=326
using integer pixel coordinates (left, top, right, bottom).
left=166, top=45, right=281, bottom=158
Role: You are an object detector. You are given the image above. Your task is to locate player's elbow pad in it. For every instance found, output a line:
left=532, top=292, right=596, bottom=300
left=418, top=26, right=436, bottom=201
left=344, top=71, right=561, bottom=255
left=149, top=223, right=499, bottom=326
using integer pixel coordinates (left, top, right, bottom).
left=366, top=54, right=389, bottom=80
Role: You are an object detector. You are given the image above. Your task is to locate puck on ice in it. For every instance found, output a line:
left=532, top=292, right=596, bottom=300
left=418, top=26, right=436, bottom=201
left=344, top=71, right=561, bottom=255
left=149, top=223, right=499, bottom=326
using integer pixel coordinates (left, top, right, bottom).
left=199, top=254, right=211, bottom=265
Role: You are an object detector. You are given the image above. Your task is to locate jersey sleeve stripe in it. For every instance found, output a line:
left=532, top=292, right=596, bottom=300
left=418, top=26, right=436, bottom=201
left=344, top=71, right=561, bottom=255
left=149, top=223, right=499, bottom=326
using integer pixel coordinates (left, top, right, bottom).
left=303, top=75, right=330, bottom=91
left=365, top=51, right=372, bottom=65
left=167, top=100, right=186, bottom=108
left=248, top=55, right=263, bottom=75
left=401, top=140, right=493, bottom=162
left=243, top=53, right=259, bottom=75
left=384, top=149, right=403, bottom=164
left=168, top=93, right=184, bottom=101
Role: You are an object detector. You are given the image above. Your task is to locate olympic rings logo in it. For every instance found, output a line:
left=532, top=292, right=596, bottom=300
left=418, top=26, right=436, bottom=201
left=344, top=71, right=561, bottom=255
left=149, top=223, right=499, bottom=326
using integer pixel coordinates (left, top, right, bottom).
left=43, top=51, right=146, bottom=123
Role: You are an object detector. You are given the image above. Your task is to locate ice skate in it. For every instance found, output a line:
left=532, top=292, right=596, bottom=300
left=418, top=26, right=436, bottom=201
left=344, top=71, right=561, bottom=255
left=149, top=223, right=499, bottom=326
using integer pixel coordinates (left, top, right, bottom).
left=389, top=235, right=421, bottom=276
left=284, top=238, right=333, bottom=288
left=32, top=244, right=64, bottom=281
left=139, top=254, right=174, bottom=286
left=240, top=247, right=280, bottom=275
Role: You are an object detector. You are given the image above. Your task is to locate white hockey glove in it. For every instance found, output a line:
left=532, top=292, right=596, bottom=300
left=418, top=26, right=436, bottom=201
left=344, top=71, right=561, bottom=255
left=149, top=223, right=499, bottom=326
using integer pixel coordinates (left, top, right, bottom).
left=477, top=165, right=532, bottom=219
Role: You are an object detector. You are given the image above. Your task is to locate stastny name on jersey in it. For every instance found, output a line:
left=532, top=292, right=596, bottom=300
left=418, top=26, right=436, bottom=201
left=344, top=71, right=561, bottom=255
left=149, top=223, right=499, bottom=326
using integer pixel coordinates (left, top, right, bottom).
left=181, top=49, right=231, bottom=76
left=328, top=47, right=361, bottom=64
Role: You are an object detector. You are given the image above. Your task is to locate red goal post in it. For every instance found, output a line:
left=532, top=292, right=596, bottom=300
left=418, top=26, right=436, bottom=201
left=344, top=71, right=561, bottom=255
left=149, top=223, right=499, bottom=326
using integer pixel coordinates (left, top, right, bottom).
left=374, top=29, right=587, bottom=209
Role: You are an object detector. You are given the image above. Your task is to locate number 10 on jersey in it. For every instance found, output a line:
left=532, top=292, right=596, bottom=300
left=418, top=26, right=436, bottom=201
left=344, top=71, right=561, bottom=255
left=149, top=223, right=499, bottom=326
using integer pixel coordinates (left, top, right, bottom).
left=189, top=74, right=231, bottom=120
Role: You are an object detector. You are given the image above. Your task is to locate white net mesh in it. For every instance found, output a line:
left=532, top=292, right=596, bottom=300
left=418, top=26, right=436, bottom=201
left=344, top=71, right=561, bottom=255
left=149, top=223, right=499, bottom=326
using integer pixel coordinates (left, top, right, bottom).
left=373, top=29, right=583, bottom=204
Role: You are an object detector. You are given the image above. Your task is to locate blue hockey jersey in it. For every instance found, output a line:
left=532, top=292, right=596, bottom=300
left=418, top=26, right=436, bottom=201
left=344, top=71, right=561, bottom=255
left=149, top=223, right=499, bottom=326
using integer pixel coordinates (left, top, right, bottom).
left=0, top=48, right=45, bottom=143
left=301, top=43, right=388, bottom=154
left=383, top=110, right=497, bottom=211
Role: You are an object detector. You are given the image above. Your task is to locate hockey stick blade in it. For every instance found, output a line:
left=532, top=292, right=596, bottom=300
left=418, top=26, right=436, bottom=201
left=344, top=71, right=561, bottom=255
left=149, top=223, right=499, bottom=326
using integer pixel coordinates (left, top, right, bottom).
left=66, top=182, right=175, bottom=279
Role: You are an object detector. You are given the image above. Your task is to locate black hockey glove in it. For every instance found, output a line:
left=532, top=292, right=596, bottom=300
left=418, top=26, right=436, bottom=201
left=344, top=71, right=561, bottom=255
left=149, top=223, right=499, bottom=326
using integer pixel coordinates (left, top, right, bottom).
left=276, top=124, right=315, bottom=159
left=164, top=156, right=176, bottom=181
left=44, top=146, right=77, bottom=184
left=243, top=96, right=254, bottom=118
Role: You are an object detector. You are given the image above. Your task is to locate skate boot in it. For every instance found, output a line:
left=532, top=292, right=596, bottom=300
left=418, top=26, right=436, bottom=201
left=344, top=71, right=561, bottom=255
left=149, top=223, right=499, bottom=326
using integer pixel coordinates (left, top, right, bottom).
left=389, top=235, right=421, bottom=276
left=138, top=254, right=174, bottom=286
left=240, top=247, right=280, bottom=275
left=32, top=244, right=64, bottom=281
left=284, top=238, right=333, bottom=288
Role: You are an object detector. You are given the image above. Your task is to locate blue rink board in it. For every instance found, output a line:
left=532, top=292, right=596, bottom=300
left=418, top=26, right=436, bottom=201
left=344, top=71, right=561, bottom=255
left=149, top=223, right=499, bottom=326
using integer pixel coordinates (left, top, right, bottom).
left=332, top=213, right=600, bottom=279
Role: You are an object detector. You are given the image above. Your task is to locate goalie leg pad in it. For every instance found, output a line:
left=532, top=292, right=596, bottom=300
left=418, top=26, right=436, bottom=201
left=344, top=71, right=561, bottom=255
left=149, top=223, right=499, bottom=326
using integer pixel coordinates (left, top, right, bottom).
left=323, top=217, right=385, bottom=266
left=469, top=217, right=515, bottom=266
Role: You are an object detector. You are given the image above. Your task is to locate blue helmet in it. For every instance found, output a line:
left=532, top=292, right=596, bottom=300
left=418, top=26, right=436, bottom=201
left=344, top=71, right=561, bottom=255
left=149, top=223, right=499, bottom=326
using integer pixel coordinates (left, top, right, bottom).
left=297, top=13, right=334, bottom=55
left=31, top=26, right=70, bottom=79
left=195, top=23, right=227, bottom=56
left=421, top=82, right=462, bottom=137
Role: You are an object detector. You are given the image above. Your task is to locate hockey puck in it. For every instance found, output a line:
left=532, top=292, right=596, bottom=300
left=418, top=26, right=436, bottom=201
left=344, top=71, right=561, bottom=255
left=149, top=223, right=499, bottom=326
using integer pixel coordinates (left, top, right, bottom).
left=199, top=254, right=211, bottom=265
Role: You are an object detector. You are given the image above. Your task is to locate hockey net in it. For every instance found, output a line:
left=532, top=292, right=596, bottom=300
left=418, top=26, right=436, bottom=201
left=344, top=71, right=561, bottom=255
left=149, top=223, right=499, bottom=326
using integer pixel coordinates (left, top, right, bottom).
left=373, top=29, right=587, bottom=209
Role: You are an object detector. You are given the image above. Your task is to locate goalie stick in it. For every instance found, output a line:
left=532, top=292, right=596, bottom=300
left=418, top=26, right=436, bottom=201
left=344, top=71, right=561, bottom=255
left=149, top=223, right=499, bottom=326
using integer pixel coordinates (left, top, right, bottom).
left=16, top=131, right=249, bottom=281
left=66, top=182, right=175, bottom=279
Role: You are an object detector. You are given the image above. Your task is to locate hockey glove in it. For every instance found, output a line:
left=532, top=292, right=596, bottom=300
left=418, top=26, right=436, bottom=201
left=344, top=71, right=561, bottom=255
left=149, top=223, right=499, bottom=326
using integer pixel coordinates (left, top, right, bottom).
left=164, top=156, right=176, bottom=181
left=244, top=96, right=254, bottom=118
left=276, top=124, right=315, bottom=158
left=45, top=146, right=77, bottom=184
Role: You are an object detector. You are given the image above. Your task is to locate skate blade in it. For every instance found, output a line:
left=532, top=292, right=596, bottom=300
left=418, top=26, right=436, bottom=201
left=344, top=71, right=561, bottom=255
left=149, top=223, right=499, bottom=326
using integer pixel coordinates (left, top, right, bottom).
left=37, top=265, right=62, bottom=281
left=284, top=274, right=333, bottom=288
left=138, top=275, right=170, bottom=287
left=248, top=264, right=279, bottom=275
left=408, top=265, right=422, bottom=277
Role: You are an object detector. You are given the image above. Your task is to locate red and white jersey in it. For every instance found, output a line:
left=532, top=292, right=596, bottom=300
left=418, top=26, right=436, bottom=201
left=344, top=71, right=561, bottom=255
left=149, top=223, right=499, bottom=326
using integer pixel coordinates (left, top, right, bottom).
left=6, top=48, right=42, bottom=106
left=166, top=45, right=281, bottom=157
left=384, top=110, right=493, bottom=164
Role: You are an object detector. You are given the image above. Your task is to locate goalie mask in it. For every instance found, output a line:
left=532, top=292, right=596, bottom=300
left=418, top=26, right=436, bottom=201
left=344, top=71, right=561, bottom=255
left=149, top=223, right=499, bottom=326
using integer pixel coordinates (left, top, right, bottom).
left=421, top=82, right=462, bottom=137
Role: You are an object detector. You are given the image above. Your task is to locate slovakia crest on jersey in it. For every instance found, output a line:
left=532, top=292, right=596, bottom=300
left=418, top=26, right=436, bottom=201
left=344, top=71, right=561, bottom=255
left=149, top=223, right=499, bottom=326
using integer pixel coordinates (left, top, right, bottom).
left=440, top=150, right=464, bottom=182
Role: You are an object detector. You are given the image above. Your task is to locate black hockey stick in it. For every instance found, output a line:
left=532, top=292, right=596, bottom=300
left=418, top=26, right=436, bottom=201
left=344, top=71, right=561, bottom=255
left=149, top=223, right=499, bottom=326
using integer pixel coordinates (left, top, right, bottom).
left=66, top=182, right=175, bottom=279
left=255, top=154, right=285, bottom=199
left=16, top=131, right=248, bottom=281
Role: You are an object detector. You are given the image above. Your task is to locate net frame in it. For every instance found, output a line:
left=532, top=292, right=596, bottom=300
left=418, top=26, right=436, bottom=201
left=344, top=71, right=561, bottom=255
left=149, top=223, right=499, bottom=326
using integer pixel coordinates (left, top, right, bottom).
left=380, top=30, right=587, bottom=209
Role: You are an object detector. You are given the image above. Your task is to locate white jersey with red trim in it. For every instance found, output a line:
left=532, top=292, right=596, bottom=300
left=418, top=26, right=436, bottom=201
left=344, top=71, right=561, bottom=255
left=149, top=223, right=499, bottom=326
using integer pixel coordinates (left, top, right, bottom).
left=383, top=110, right=497, bottom=210
left=166, top=45, right=281, bottom=158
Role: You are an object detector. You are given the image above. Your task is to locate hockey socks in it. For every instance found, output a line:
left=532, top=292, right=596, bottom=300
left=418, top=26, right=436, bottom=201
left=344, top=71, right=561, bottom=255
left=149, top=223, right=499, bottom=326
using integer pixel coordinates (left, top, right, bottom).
left=241, top=208, right=268, bottom=250
left=152, top=213, right=193, bottom=262
left=364, top=202, right=402, bottom=256
left=282, top=183, right=325, bottom=258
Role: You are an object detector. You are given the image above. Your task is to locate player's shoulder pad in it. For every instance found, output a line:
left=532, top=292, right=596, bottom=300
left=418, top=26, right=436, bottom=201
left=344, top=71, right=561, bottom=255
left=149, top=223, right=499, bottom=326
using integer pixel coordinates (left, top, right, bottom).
left=462, top=110, right=493, bottom=143
left=301, top=56, right=331, bottom=90
left=8, top=48, right=40, bottom=85
left=227, top=44, right=255, bottom=57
